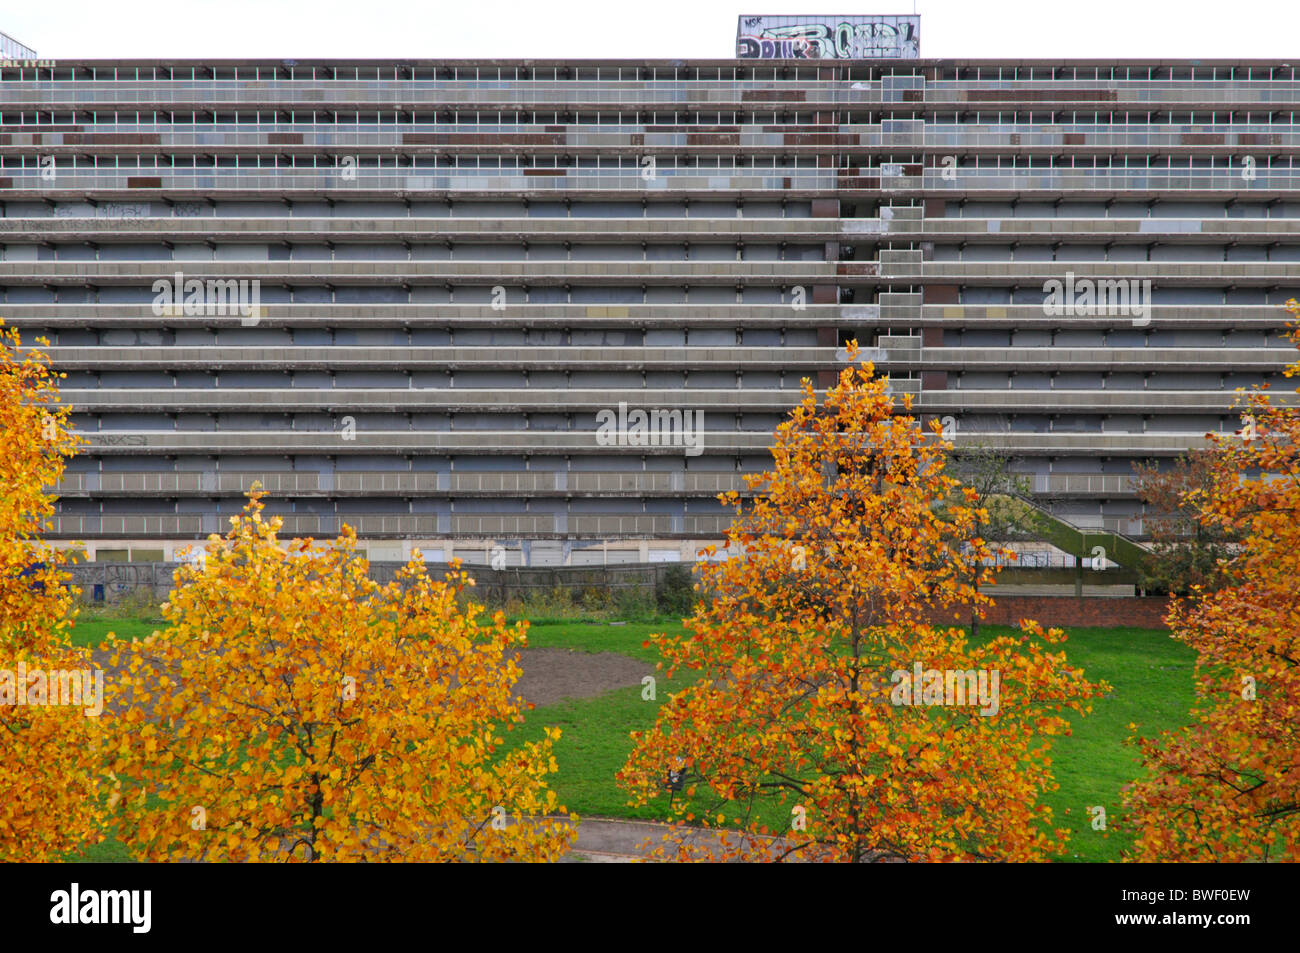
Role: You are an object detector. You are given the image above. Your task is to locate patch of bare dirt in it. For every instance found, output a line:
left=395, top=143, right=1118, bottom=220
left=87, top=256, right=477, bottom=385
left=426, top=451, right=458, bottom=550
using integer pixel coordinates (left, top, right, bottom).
left=511, top=647, right=651, bottom=708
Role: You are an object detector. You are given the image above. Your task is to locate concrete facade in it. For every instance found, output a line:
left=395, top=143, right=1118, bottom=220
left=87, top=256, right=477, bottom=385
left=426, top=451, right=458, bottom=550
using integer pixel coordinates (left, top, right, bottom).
left=1, top=57, right=1297, bottom=561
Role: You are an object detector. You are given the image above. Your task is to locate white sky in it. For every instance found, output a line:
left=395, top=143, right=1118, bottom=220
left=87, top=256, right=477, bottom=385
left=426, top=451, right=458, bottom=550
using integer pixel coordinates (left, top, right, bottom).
left=4, top=0, right=1300, bottom=61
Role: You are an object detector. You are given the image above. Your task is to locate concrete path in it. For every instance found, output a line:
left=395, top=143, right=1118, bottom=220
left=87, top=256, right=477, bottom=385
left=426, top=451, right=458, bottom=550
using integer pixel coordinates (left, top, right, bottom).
left=561, top=817, right=671, bottom=863
left=559, top=816, right=794, bottom=862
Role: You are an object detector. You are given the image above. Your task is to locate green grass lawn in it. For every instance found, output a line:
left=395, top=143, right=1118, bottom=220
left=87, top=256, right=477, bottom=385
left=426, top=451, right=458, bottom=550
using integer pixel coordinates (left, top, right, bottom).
left=1007, top=625, right=1197, bottom=861
left=68, top=616, right=163, bottom=649
left=514, top=620, right=1198, bottom=863
left=64, top=613, right=1197, bottom=863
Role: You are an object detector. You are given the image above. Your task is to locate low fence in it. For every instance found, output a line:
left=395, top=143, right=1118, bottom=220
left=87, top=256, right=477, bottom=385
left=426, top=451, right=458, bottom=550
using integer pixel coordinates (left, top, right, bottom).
left=67, top=562, right=1173, bottom=629
left=68, top=561, right=686, bottom=605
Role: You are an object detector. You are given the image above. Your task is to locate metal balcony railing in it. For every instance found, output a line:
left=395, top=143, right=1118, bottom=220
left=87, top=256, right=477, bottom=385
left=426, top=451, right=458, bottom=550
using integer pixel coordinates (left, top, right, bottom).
left=0, top=169, right=839, bottom=192
left=43, top=469, right=1155, bottom=501
left=11, top=166, right=1300, bottom=193
left=7, top=78, right=1300, bottom=108
left=9, top=121, right=1300, bottom=151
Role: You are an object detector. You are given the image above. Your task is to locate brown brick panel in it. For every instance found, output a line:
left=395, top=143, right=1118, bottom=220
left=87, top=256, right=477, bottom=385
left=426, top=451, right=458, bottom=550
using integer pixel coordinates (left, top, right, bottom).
left=646, top=125, right=740, bottom=133
left=837, top=263, right=880, bottom=276
left=126, top=176, right=162, bottom=188
left=266, top=132, right=303, bottom=144
left=62, top=133, right=163, bottom=145
left=1238, top=133, right=1282, bottom=145
left=784, top=133, right=859, bottom=146
left=402, top=133, right=565, bottom=145
left=932, top=595, right=1171, bottom=629
left=741, top=90, right=807, bottom=102
left=923, top=285, right=960, bottom=304
left=686, top=134, right=740, bottom=146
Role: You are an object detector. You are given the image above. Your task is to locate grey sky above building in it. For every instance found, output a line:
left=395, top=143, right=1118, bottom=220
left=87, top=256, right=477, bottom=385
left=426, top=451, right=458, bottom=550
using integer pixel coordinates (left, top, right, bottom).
left=4, top=0, right=1300, bottom=60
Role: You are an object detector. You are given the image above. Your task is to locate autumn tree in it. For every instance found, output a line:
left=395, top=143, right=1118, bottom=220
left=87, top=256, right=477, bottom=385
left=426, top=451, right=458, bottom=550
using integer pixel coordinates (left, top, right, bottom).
left=1130, top=451, right=1239, bottom=595
left=0, top=318, right=104, bottom=861
left=0, top=319, right=82, bottom=653
left=1123, top=302, right=1300, bottom=862
left=103, top=488, right=575, bottom=862
left=619, top=347, right=1106, bottom=862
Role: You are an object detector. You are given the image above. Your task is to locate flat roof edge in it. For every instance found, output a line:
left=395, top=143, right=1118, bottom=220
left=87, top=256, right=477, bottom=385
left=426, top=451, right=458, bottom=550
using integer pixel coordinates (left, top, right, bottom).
left=21, top=58, right=1300, bottom=69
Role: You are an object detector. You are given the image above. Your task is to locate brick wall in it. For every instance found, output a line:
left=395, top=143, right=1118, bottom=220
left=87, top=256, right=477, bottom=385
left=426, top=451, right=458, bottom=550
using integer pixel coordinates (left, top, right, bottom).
left=951, top=596, right=1173, bottom=630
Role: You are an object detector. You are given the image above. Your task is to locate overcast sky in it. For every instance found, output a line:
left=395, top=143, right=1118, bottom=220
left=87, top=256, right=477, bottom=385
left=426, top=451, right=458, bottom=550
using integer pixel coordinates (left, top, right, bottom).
left=4, top=0, right=1299, bottom=61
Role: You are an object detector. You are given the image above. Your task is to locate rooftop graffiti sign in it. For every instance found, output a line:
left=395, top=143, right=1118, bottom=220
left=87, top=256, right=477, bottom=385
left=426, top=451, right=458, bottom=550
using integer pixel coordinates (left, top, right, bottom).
left=736, top=15, right=920, bottom=59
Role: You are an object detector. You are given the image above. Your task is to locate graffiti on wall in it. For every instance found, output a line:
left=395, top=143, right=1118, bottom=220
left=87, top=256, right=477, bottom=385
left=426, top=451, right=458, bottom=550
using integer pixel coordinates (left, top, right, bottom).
left=70, top=561, right=682, bottom=603
left=70, top=562, right=174, bottom=603
left=736, top=15, right=920, bottom=60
